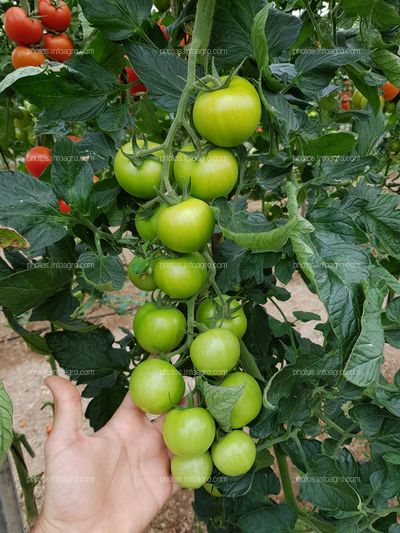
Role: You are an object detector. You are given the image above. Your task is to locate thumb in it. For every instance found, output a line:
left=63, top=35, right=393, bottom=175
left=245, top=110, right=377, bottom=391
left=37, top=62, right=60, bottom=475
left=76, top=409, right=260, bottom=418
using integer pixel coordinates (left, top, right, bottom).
left=45, top=375, right=82, bottom=438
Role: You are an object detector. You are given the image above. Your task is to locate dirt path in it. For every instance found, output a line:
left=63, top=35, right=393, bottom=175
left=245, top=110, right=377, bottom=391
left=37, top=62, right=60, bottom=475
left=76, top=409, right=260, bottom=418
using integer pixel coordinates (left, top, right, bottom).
left=1, top=273, right=399, bottom=531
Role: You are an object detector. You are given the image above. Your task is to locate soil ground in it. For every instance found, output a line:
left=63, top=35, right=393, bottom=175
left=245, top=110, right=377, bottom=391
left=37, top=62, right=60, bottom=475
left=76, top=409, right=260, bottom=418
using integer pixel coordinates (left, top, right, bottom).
left=1, top=273, right=399, bottom=532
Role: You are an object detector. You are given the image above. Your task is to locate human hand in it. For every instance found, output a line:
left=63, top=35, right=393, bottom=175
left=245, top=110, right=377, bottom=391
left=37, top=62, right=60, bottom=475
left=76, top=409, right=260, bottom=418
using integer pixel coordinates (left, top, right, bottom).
left=33, top=376, right=176, bottom=533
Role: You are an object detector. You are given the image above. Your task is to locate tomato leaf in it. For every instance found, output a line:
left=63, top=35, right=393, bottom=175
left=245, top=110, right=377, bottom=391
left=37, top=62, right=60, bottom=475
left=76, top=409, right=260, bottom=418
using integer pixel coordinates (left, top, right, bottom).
left=203, top=382, right=244, bottom=431
left=0, top=381, right=13, bottom=465
left=213, top=197, right=314, bottom=252
left=3, top=308, right=50, bottom=355
left=124, top=42, right=191, bottom=112
left=77, top=252, right=125, bottom=291
left=78, top=0, right=152, bottom=41
left=300, top=455, right=361, bottom=511
left=0, top=262, right=73, bottom=315
left=238, top=503, right=296, bottom=533
left=0, top=227, right=28, bottom=249
left=0, top=171, right=66, bottom=250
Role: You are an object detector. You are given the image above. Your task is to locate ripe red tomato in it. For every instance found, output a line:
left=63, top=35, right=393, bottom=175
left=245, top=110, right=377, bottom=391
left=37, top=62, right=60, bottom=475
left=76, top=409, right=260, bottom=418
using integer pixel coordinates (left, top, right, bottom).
left=44, top=34, right=74, bottom=62
left=67, top=135, right=82, bottom=143
left=125, top=67, right=147, bottom=95
left=11, top=46, right=46, bottom=69
left=4, top=7, right=43, bottom=45
left=25, top=146, right=52, bottom=177
left=380, top=81, right=400, bottom=101
left=341, top=101, right=350, bottom=111
left=58, top=198, right=71, bottom=214
left=38, top=0, right=71, bottom=32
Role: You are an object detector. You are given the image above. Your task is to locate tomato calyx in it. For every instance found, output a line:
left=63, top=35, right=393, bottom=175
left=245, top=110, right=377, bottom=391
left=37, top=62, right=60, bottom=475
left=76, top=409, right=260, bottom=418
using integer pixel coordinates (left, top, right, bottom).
left=120, top=133, right=162, bottom=169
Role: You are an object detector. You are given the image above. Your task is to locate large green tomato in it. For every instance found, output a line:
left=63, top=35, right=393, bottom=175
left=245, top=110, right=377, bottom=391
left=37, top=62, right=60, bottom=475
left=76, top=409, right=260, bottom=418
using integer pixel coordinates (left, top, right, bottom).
left=174, top=144, right=238, bottom=201
left=171, top=452, right=213, bottom=489
left=221, top=372, right=262, bottom=428
left=193, top=76, right=261, bottom=147
left=127, top=259, right=157, bottom=291
left=190, top=328, right=240, bottom=376
left=133, top=302, right=186, bottom=353
left=211, top=430, right=256, bottom=477
left=162, top=407, right=216, bottom=456
left=114, top=140, right=165, bottom=199
left=154, top=252, right=208, bottom=299
left=157, top=198, right=214, bottom=253
left=196, top=295, right=247, bottom=338
left=135, top=204, right=167, bottom=240
left=129, top=358, right=184, bottom=414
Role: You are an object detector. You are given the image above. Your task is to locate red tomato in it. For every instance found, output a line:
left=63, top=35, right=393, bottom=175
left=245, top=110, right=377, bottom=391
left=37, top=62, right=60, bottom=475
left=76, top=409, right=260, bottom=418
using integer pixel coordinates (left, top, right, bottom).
left=4, top=7, right=43, bottom=45
left=67, top=135, right=82, bottom=143
left=11, top=46, right=46, bottom=69
left=380, top=81, right=400, bottom=102
left=125, top=67, right=147, bottom=95
left=38, top=0, right=71, bottom=32
left=25, top=146, right=52, bottom=177
left=58, top=198, right=71, bottom=214
left=341, top=101, right=350, bottom=111
left=158, top=21, right=187, bottom=46
left=44, top=33, right=74, bottom=62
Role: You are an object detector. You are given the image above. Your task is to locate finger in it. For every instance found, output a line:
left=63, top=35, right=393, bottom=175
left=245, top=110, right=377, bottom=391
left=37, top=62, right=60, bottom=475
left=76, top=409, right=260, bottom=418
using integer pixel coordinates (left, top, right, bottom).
left=44, top=376, right=82, bottom=438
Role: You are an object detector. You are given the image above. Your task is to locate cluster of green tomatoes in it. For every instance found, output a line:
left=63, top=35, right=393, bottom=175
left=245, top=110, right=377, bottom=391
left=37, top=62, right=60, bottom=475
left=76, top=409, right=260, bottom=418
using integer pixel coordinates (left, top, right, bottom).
left=113, top=76, right=264, bottom=489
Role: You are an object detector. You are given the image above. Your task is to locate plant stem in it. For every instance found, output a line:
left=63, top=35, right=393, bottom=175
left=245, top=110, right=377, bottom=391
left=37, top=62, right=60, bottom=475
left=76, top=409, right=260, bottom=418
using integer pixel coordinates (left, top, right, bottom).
left=274, top=444, right=300, bottom=514
left=157, top=0, right=216, bottom=201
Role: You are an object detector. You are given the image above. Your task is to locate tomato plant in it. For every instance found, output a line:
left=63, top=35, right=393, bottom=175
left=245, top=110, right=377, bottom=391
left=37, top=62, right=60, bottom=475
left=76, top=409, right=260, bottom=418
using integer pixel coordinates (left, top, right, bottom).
left=1, top=0, right=400, bottom=530
left=162, top=407, right=216, bottom=457
left=129, top=358, right=184, bottom=414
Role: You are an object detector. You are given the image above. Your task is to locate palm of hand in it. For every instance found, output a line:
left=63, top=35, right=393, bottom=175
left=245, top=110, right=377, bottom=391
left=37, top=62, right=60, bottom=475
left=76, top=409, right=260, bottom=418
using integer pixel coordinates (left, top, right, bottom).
left=36, top=377, right=175, bottom=533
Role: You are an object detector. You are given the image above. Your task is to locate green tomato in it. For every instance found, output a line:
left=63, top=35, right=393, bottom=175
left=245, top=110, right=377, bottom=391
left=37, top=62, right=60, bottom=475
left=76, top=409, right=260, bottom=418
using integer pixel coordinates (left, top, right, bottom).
left=163, top=407, right=216, bottom=456
left=174, top=143, right=238, bottom=201
left=190, top=328, right=240, bottom=376
left=196, top=295, right=247, bottom=338
left=157, top=198, right=214, bottom=253
left=114, top=140, right=165, bottom=199
left=221, top=372, right=262, bottom=428
left=128, top=259, right=158, bottom=291
left=193, top=76, right=261, bottom=147
left=211, top=430, right=256, bottom=477
left=135, top=204, right=167, bottom=240
left=171, top=452, right=213, bottom=489
left=129, top=358, right=184, bottom=414
left=203, top=482, right=222, bottom=497
left=353, top=90, right=385, bottom=110
left=154, top=252, right=208, bottom=299
left=133, top=302, right=186, bottom=353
